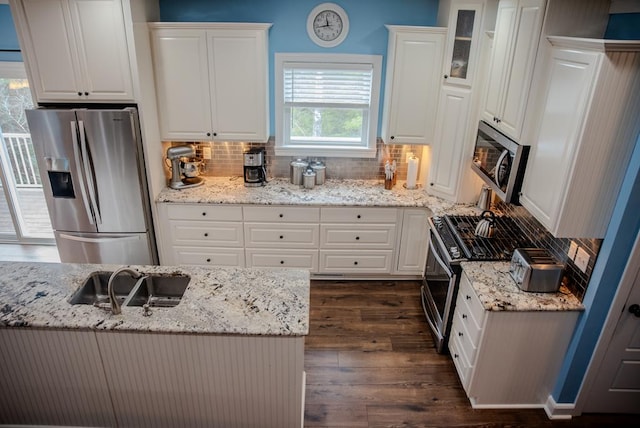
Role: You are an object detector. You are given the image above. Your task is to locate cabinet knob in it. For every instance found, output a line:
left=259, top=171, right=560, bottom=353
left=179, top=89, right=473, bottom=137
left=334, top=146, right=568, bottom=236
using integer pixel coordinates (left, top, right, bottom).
left=462, top=314, right=467, bottom=319
left=213, top=132, right=217, bottom=137
left=202, top=212, right=207, bottom=216
left=444, top=74, right=449, bottom=79
left=454, top=353, right=459, bottom=359
left=354, top=261, right=358, bottom=265
left=466, top=295, right=471, bottom=300
left=206, top=258, right=211, bottom=263
left=357, top=214, right=361, bottom=219
left=390, top=136, right=395, bottom=140
left=355, top=236, right=360, bottom=241
left=204, top=233, right=209, bottom=237
left=430, top=183, right=434, bottom=186
left=77, top=92, right=82, bottom=96
left=84, top=92, right=89, bottom=96
left=458, top=332, right=463, bottom=337
left=206, top=132, right=211, bottom=137
left=629, top=304, right=640, bottom=317
left=279, top=214, right=284, bottom=218
left=280, top=260, right=285, bottom=264
left=279, top=235, right=284, bottom=239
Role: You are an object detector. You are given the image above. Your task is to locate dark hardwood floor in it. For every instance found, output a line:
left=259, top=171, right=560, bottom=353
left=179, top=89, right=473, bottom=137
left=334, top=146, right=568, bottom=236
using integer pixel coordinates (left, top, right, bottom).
left=304, top=280, right=636, bottom=428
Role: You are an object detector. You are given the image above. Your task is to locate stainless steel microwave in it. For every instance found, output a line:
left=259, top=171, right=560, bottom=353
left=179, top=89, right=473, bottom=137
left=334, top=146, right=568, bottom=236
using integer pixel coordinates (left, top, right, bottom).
left=471, top=120, right=530, bottom=204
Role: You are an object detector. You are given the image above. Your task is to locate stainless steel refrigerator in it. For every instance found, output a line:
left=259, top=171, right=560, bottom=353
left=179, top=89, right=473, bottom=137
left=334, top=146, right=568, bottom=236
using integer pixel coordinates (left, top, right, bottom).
left=26, top=107, right=158, bottom=265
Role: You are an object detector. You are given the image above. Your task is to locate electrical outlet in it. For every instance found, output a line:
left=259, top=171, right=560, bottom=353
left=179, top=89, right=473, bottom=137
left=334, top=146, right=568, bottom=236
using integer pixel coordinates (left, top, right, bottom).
left=575, top=247, right=590, bottom=273
left=202, top=147, right=212, bottom=160
left=568, top=241, right=579, bottom=260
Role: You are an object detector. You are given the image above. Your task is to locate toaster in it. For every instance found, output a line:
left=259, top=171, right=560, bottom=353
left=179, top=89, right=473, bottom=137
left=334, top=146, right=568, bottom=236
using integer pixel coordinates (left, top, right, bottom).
left=509, top=248, right=564, bottom=292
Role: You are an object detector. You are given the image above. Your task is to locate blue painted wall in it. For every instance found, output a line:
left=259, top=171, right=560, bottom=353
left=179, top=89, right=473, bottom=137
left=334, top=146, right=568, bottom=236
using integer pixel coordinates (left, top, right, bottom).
left=605, top=13, right=640, bottom=39
left=159, top=0, right=439, bottom=135
left=0, top=4, right=22, bottom=61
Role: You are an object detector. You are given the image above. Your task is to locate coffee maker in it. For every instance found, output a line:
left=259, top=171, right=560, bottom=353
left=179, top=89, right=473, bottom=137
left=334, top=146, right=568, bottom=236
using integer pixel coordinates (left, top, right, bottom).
left=243, top=148, right=267, bottom=187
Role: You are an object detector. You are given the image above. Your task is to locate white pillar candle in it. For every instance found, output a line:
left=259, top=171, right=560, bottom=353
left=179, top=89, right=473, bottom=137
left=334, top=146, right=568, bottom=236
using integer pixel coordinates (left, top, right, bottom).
left=406, top=156, right=419, bottom=189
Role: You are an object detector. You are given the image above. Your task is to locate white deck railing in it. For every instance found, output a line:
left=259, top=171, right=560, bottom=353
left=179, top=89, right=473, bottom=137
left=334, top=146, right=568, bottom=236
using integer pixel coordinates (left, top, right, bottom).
left=1, top=132, right=41, bottom=187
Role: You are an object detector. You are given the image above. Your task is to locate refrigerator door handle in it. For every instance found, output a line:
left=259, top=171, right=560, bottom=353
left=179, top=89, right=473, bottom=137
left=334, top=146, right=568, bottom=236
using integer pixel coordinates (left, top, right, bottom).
left=57, top=233, right=142, bottom=243
left=70, top=121, right=95, bottom=225
left=78, top=120, right=102, bottom=225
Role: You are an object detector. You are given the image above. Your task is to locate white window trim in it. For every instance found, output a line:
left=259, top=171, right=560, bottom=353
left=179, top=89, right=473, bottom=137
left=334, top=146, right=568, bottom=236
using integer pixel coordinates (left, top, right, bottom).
left=275, top=53, right=382, bottom=159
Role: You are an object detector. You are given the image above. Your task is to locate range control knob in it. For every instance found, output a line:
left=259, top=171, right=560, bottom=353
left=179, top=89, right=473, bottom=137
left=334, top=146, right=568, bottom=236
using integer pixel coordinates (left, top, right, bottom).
left=450, top=247, right=461, bottom=258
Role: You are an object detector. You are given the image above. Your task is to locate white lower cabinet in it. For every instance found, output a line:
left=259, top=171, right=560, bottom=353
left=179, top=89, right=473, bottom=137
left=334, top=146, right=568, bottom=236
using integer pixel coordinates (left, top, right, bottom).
left=158, top=203, right=428, bottom=276
left=449, top=272, right=580, bottom=407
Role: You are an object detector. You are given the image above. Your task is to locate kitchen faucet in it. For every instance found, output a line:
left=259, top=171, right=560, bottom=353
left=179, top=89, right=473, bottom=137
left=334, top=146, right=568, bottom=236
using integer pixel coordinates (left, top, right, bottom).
left=107, top=267, right=147, bottom=315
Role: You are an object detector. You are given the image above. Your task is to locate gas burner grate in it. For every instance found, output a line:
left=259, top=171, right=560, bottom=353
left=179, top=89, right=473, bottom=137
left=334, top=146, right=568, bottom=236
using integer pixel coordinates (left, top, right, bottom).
left=444, top=214, right=533, bottom=261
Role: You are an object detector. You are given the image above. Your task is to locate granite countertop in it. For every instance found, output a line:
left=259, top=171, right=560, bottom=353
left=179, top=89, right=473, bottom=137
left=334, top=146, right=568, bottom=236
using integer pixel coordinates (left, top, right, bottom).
left=460, top=261, right=584, bottom=312
left=0, top=262, right=309, bottom=336
left=156, top=176, right=480, bottom=216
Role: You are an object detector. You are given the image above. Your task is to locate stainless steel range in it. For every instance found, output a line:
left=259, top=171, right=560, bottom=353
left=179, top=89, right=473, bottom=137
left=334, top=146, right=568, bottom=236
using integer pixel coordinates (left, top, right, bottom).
left=422, top=214, right=532, bottom=353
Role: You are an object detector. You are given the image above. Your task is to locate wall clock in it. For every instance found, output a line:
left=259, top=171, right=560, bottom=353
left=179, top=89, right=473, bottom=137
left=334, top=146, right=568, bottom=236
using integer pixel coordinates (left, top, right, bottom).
left=306, top=3, right=350, bottom=48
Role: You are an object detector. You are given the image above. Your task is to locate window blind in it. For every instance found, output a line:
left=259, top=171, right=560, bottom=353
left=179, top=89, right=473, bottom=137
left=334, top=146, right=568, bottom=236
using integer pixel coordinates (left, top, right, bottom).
left=283, top=63, right=373, bottom=106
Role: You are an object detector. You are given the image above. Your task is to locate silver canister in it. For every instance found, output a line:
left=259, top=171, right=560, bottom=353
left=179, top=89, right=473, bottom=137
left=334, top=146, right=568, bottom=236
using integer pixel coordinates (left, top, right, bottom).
left=303, top=168, right=316, bottom=189
left=290, top=159, right=308, bottom=185
left=310, top=161, right=326, bottom=185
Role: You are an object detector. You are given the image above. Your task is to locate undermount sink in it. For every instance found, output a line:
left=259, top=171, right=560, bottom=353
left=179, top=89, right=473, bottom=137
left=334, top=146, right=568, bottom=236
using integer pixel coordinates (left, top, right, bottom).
left=68, top=271, right=139, bottom=306
left=69, top=271, right=190, bottom=309
left=127, top=274, right=190, bottom=308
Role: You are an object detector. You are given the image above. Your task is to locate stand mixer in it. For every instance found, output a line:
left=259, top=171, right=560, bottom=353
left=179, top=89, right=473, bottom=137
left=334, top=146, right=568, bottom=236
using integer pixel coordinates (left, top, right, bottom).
left=167, top=145, right=204, bottom=189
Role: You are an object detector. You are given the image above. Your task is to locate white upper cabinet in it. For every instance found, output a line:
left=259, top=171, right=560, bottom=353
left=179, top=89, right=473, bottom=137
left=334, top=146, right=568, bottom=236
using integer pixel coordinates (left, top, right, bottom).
left=481, top=0, right=544, bottom=140
left=441, top=0, right=486, bottom=88
left=381, top=26, right=446, bottom=145
left=150, top=23, right=271, bottom=142
left=10, top=0, right=134, bottom=102
left=520, top=38, right=640, bottom=238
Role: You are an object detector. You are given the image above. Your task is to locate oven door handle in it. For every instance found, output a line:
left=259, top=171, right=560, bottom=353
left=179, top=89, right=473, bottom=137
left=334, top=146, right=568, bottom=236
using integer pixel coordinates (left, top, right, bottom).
left=428, top=232, right=453, bottom=276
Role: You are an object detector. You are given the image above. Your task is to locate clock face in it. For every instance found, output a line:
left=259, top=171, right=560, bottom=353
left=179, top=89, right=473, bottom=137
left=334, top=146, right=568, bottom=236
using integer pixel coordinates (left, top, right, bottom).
left=307, top=3, right=349, bottom=47
left=313, top=10, right=343, bottom=42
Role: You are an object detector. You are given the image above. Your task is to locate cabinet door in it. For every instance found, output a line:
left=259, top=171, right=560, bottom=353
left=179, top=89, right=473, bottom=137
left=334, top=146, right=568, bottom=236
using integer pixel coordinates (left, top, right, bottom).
left=395, top=209, right=428, bottom=274
left=381, top=27, right=445, bottom=145
left=520, top=48, right=599, bottom=235
left=152, top=29, right=213, bottom=140
left=481, top=0, right=544, bottom=140
left=207, top=29, right=269, bottom=142
left=16, top=0, right=83, bottom=101
left=442, top=1, right=485, bottom=88
left=67, top=0, right=133, bottom=101
left=428, top=86, right=471, bottom=199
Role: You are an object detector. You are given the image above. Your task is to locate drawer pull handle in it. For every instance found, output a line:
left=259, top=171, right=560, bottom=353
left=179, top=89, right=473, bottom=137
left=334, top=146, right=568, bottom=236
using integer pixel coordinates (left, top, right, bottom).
left=462, top=314, right=467, bottom=319
left=202, top=212, right=207, bottom=216
left=355, top=236, right=360, bottom=240
left=279, top=214, right=284, bottom=218
left=280, top=260, right=285, bottom=264
left=206, top=258, right=211, bottom=263
left=279, top=235, right=284, bottom=239
left=357, top=214, right=361, bottom=219
left=458, top=332, right=463, bottom=337
left=204, top=233, right=209, bottom=237
left=466, top=295, right=471, bottom=300
left=354, top=261, right=358, bottom=265
left=454, top=353, right=459, bottom=359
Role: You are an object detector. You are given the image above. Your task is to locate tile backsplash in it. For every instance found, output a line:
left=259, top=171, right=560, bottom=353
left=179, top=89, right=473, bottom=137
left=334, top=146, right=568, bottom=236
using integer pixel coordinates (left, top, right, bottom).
left=494, top=201, right=602, bottom=301
left=186, top=138, right=422, bottom=180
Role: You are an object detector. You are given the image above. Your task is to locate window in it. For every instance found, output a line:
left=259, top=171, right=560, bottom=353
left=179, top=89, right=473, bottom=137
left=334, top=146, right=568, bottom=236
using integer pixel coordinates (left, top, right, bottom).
left=275, top=53, right=382, bottom=158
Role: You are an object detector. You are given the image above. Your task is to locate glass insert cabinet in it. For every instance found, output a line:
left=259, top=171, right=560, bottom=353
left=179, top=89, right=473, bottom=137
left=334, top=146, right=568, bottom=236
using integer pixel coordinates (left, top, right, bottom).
left=442, top=1, right=485, bottom=87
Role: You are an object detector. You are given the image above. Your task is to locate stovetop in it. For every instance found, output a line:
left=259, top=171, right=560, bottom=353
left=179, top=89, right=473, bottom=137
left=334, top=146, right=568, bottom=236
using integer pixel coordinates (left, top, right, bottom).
left=432, top=214, right=533, bottom=262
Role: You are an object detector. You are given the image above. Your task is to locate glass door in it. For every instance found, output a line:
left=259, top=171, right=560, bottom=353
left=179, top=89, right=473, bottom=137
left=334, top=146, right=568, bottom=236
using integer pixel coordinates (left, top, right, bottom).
left=0, top=62, right=54, bottom=243
left=442, top=1, right=484, bottom=87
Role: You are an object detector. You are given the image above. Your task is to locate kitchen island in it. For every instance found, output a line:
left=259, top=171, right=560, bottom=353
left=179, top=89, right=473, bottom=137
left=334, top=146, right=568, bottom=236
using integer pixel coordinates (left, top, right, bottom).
left=0, top=261, right=309, bottom=427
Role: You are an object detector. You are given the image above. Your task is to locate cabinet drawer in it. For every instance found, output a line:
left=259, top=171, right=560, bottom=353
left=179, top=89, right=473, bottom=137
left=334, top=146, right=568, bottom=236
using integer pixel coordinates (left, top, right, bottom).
left=452, top=308, right=480, bottom=363
left=448, top=328, right=472, bottom=390
left=320, top=224, right=396, bottom=248
left=245, top=249, right=318, bottom=271
left=169, top=221, right=244, bottom=247
left=458, top=273, right=486, bottom=328
left=244, top=223, right=319, bottom=247
left=171, top=247, right=245, bottom=267
left=243, top=206, right=320, bottom=223
left=165, top=204, right=242, bottom=221
left=319, top=250, right=393, bottom=273
left=321, top=207, right=398, bottom=223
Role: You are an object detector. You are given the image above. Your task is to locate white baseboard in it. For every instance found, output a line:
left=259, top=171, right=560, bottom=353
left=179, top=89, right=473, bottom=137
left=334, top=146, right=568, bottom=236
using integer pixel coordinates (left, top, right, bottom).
left=544, top=395, right=576, bottom=420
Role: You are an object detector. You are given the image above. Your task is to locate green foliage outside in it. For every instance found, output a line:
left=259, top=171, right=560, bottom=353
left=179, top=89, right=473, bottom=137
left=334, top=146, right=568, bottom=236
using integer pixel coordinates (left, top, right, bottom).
left=291, top=107, right=363, bottom=140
